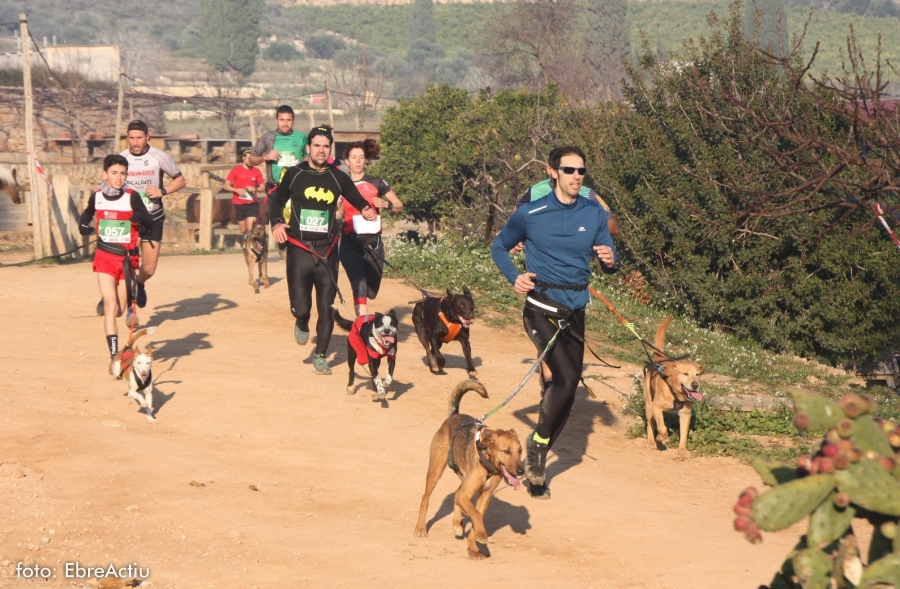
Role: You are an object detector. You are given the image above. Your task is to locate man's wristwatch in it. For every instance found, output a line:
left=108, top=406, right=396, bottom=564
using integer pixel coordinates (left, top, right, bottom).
left=385, top=201, right=392, bottom=211
left=160, top=188, right=167, bottom=196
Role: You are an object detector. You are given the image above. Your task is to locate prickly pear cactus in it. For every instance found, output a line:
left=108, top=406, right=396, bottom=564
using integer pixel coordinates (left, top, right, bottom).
left=735, top=391, right=900, bottom=589
left=751, top=475, right=834, bottom=531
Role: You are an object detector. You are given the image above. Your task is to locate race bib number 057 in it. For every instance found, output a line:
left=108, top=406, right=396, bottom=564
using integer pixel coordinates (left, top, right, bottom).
left=299, top=209, right=328, bottom=233
left=99, top=219, right=130, bottom=243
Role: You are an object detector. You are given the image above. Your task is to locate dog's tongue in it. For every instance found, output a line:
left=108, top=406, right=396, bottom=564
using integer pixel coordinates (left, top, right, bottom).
left=501, top=465, right=521, bottom=491
left=460, top=318, right=473, bottom=327
left=383, top=335, right=395, bottom=345
left=684, top=387, right=703, bottom=401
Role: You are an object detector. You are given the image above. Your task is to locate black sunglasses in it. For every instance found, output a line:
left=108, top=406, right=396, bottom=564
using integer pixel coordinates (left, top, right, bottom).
left=556, top=166, right=587, bottom=175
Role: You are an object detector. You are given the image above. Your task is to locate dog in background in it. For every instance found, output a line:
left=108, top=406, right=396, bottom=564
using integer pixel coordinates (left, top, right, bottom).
left=643, top=316, right=703, bottom=456
left=111, top=327, right=158, bottom=423
left=414, top=379, right=524, bottom=560
left=412, top=287, right=477, bottom=376
left=333, top=307, right=399, bottom=400
left=244, top=222, right=269, bottom=290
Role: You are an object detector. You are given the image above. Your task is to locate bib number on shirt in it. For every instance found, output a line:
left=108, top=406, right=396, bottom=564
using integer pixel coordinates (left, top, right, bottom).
left=139, top=192, right=154, bottom=208
left=299, top=209, right=328, bottom=233
left=99, top=219, right=130, bottom=243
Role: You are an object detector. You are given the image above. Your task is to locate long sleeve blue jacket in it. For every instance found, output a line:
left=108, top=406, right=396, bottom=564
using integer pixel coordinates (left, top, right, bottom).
left=491, top=191, right=620, bottom=310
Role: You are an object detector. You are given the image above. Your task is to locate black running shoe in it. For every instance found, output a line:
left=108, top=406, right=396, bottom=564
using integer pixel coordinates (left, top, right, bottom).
left=528, top=482, right=551, bottom=500
left=524, top=434, right=549, bottom=486
left=136, top=281, right=147, bottom=308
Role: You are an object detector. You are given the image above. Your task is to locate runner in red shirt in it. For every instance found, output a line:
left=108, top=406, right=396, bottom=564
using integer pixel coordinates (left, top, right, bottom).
left=78, top=154, right=153, bottom=371
left=223, top=149, right=265, bottom=236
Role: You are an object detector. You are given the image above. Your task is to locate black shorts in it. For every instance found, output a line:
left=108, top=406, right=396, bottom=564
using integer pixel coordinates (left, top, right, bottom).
left=142, top=215, right=165, bottom=243
left=234, top=202, right=259, bottom=221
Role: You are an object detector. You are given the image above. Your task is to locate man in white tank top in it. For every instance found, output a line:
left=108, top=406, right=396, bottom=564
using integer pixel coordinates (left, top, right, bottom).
left=120, top=120, right=186, bottom=309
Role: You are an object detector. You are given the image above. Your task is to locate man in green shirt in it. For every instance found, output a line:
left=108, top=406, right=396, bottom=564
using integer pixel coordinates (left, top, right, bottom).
left=248, top=105, right=308, bottom=186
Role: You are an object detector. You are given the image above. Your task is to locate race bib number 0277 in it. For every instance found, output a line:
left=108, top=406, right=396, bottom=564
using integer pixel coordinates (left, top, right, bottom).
left=299, top=209, right=328, bottom=232
left=99, top=219, right=130, bottom=243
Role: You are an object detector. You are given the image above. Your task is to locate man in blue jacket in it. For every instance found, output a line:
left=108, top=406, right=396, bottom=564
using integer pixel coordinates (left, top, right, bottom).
left=491, top=145, right=620, bottom=499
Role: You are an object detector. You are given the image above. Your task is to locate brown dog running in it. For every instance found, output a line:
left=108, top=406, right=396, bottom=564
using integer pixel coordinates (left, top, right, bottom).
left=414, top=379, right=524, bottom=560
left=412, top=287, right=477, bottom=376
left=243, top=223, right=269, bottom=290
left=643, top=316, right=703, bottom=456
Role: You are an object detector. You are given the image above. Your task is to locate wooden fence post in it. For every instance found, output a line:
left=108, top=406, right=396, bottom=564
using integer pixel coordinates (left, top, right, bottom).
left=199, top=171, right=212, bottom=250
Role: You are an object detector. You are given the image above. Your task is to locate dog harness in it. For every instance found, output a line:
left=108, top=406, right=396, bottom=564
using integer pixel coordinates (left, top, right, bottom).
left=438, top=310, right=462, bottom=342
left=448, top=421, right=497, bottom=477
left=348, top=315, right=396, bottom=365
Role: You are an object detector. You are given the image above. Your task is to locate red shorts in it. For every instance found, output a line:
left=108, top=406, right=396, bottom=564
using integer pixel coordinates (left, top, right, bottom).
left=93, top=249, right=138, bottom=283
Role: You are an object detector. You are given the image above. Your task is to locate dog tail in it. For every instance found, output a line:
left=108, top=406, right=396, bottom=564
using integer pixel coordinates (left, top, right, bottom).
left=653, top=316, right=672, bottom=362
left=447, top=379, right=488, bottom=417
left=332, top=306, right=354, bottom=332
left=113, top=327, right=157, bottom=363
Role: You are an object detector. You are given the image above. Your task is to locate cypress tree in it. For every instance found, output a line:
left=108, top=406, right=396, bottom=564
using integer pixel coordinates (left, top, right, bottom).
left=409, top=0, right=437, bottom=46
left=585, top=0, right=630, bottom=96
left=198, top=0, right=264, bottom=80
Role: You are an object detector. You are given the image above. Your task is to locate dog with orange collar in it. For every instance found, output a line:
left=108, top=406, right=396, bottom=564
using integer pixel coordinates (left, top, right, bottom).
left=412, top=287, right=477, bottom=376
left=333, top=307, right=399, bottom=400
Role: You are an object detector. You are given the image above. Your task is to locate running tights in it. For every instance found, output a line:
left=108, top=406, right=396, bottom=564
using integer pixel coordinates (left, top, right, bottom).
left=286, top=240, right=338, bottom=355
left=522, top=307, right=586, bottom=448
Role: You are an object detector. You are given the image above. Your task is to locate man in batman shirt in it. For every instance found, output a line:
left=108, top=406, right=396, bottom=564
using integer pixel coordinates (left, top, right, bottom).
left=269, top=125, right=377, bottom=375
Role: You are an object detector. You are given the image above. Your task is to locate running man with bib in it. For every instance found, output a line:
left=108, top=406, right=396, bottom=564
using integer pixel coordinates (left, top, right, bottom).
left=269, top=126, right=378, bottom=375
left=248, top=104, right=307, bottom=188
left=120, top=119, right=186, bottom=309
left=79, top=154, right=153, bottom=372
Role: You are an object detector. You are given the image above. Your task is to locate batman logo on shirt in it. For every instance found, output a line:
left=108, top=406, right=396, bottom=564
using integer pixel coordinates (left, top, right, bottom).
left=305, top=186, right=335, bottom=204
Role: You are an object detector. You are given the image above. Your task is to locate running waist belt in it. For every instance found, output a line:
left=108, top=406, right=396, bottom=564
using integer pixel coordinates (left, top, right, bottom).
left=525, top=291, right=573, bottom=320
left=285, top=233, right=339, bottom=260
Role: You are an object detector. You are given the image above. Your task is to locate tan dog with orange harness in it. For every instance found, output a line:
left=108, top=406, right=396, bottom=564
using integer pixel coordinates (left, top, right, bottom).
left=643, top=316, right=703, bottom=455
left=412, top=287, right=477, bottom=376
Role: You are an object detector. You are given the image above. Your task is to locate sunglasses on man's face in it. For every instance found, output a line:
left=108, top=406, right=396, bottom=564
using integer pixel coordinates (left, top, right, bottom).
left=556, top=166, right=587, bottom=176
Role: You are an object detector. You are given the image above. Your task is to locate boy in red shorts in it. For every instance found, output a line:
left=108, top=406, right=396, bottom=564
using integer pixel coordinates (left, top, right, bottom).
left=79, top=154, right=153, bottom=371
left=222, top=149, right=265, bottom=238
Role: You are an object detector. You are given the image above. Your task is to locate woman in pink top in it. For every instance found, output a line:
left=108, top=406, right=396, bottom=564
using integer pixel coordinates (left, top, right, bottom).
left=339, top=139, right=403, bottom=316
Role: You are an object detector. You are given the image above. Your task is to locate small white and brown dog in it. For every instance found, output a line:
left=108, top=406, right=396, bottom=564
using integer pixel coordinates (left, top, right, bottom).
left=111, top=327, right=157, bottom=423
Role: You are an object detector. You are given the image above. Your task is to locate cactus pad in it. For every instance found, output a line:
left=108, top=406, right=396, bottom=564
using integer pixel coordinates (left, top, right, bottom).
left=791, top=548, right=831, bottom=589
left=752, top=457, right=799, bottom=486
left=789, top=389, right=844, bottom=431
left=850, top=415, right=894, bottom=458
left=856, top=553, right=900, bottom=588
left=834, top=460, right=900, bottom=516
left=807, top=491, right=855, bottom=547
left=752, top=474, right=835, bottom=531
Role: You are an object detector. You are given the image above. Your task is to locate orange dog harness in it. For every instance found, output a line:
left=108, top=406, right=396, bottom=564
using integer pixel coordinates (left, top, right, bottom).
left=438, top=311, right=461, bottom=342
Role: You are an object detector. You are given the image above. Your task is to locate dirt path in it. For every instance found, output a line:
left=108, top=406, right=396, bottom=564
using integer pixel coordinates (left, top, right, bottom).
left=0, top=252, right=799, bottom=588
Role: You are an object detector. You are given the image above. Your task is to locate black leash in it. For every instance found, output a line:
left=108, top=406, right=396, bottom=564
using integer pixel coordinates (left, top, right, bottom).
left=0, top=239, right=96, bottom=268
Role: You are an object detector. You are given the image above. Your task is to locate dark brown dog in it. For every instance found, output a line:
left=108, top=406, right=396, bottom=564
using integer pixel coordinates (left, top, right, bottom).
left=643, top=316, right=703, bottom=456
left=243, top=223, right=269, bottom=290
left=412, top=287, right=476, bottom=376
left=414, top=379, right=524, bottom=559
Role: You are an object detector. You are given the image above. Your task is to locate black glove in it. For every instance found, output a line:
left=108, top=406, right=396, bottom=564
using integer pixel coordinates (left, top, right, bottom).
left=79, top=223, right=93, bottom=236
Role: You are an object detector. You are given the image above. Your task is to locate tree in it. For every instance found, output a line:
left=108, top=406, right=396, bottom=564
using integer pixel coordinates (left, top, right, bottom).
left=376, top=85, right=559, bottom=244
left=478, top=0, right=593, bottom=100
left=742, top=0, right=788, bottom=56
left=264, top=40, right=300, bottom=62
left=409, top=0, right=436, bottom=46
left=198, top=0, right=263, bottom=81
left=596, top=3, right=900, bottom=362
left=585, top=0, right=630, bottom=100
left=327, top=47, right=387, bottom=130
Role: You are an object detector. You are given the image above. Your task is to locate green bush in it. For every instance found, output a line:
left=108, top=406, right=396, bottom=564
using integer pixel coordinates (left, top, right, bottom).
left=263, top=40, right=300, bottom=62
